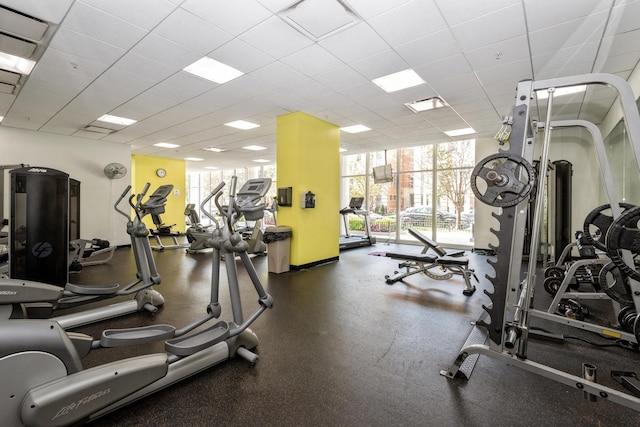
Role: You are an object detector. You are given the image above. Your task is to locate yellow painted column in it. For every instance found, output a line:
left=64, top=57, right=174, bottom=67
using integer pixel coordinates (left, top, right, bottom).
left=276, top=112, right=340, bottom=269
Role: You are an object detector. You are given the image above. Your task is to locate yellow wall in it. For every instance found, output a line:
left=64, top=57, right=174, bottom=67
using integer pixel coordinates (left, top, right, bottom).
left=276, top=112, right=340, bottom=267
left=131, top=155, right=187, bottom=233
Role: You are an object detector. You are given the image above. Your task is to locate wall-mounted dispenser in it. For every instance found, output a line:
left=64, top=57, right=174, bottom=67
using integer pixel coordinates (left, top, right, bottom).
left=278, top=186, right=292, bottom=207
left=301, top=191, right=315, bottom=209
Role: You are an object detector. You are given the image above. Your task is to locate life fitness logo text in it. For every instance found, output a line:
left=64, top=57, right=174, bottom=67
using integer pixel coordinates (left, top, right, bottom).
left=32, top=241, right=53, bottom=258
left=27, top=168, right=48, bottom=173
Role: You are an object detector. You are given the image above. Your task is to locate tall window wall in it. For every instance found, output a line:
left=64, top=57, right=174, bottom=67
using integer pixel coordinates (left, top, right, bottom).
left=340, top=140, right=475, bottom=247
left=186, top=165, right=277, bottom=227
left=186, top=140, right=475, bottom=247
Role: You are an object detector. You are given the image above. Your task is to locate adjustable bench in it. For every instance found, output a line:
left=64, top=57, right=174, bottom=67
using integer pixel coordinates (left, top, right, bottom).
left=382, top=228, right=477, bottom=296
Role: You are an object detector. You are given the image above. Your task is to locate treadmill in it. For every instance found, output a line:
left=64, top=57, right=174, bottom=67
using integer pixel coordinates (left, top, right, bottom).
left=339, top=197, right=376, bottom=250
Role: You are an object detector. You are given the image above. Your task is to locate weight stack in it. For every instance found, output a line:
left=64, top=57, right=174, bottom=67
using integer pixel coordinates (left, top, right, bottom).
left=552, top=160, right=572, bottom=260
left=10, top=166, right=69, bottom=286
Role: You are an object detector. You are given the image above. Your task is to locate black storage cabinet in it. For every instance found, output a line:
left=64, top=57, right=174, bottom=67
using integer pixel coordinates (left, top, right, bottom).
left=10, top=166, right=69, bottom=286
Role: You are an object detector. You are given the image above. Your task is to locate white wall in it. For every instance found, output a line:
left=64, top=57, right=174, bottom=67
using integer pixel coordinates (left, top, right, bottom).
left=0, top=126, right=131, bottom=245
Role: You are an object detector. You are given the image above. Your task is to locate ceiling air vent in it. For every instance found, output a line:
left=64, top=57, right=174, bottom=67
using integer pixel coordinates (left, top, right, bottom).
left=83, top=125, right=116, bottom=135
left=0, top=81, right=14, bottom=94
left=278, top=0, right=361, bottom=41
left=0, top=5, right=48, bottom=41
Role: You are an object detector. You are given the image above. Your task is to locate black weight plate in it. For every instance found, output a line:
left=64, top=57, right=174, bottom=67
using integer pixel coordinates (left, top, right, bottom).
left=606, top=205, right=640, bottom=282
left=543, top=276, right=562, bottom=295
left=471, top=153, right=535, bottom=208
left=583, top=203, right=635, bottom=251
left=544, top=266, right=565, bottom=279
left=597, top=262, right=634, bottom=305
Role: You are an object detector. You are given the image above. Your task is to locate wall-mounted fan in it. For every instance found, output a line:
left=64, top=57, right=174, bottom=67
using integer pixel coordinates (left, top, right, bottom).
left=103, top=163, right=127, bottom=179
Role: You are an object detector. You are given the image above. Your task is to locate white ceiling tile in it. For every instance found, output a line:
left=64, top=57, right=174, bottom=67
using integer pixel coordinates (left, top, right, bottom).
left=239, top=16, right=314, bottom=60
left=450, top=3, right=525, bottom=51
left=435, top=0, right=520, bottom=26
left=475, top=59, right=532, bottom=86
left=532, top=41, right=599, bottom=75
left=464, top=35, right=530, bottom=71
left=428, top=72, right=483, bottom=95
left=284, top=79, right=331, bottom=100
left=251, top=61, right=308, bottom=89
left=596, top=29, right=640, bottom=59
left=38, top=47, right=109, bottom=80
left=210, top=38, right=275, bottom=74
left=528, top=11, right=609, bottom=56
left=130, top=33, right=201, bottom=69
left=414, top=54, right=473, bottom=83
left=49, top=28, right=126, bottom=64
left=395, top=30, right=461, bottom=68
left=114, top=54, right=176, bottom=82
left=314, top=65, right=371, bottom=91
left=605, top=0, right=640, bottom=36
left=110, top=94, right=176, bottom=120
left=181, top=0, right=273, bottom=35
left=256, top=0, right=298, bottom=14
left=319, top=22, right=388, bottom=63
left=594, top=51, right=640, bottom=75
left=29, top=63, right=94, bottom=90
left=62, top=2, right=148, bottom=49
left=343, top=0, right=412, bottom=19
left=152, top=8, right=233, bottom=54
left=80, top=0, right=178, bottom=30
left=367, top=0, right=447, bottom=46
left=524, top=0, right=611, bottom=32
left=223, top=75, right=279, bottom=97
left=281, top=45, right=344, bottom=77
left=349, top=50, right=407, bottom=80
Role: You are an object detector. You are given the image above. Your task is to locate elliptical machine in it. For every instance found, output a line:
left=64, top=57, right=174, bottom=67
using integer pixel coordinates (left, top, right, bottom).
left=0, top=177, right=274, bottom=426
left=0, top=184, right=164, bottom=329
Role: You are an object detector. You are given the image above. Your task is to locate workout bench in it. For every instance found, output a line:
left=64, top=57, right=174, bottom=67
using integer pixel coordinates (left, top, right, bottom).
left=382, top=228, right=477, bottom=296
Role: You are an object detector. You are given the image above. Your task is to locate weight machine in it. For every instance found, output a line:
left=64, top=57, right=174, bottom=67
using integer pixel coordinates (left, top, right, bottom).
left=441, top=74, right=640, bottom=411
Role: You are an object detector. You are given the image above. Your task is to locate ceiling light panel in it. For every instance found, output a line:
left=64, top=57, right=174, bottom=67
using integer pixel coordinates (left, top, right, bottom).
left=0, top=6, right=49, bottom=41
left=0, top=52, right=35, bottom=74
left=154, top=142, right=180, bottom=148
left=225, top=120, right=260, bottom=130
left=243, top=145, right=266, bottom=151
left=183, top=57, right=244, bottom=84
left=372, top=69, right=425, bottom=93
left=97, top=114, right=137, bottom=126
left=444, top=127, right=476, bottom=137
left=185, top=157, right=204, bottom=161
left=536, top=85, right=587, bottom=99
left=341, top=124, right=371, bottom=133
left=203, top=147, right=227, bottom=152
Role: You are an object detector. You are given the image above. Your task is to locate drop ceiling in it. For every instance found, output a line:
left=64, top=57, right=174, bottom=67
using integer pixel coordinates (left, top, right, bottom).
left=0, top=0, right=639, bottom=171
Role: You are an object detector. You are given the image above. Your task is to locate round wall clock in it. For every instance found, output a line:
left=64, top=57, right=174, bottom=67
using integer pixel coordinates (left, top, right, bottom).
left=156, top=168, right=167, bottom=178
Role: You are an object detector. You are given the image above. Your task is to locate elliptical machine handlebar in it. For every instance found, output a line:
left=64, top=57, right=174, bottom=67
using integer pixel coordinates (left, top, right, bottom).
left=114, top=185, right=132, bottom=220
left=200, top=182, right=225, bottom=229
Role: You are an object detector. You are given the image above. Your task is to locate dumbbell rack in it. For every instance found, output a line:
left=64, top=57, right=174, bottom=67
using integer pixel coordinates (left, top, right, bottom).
left=441, top=74, right=640, bottom=411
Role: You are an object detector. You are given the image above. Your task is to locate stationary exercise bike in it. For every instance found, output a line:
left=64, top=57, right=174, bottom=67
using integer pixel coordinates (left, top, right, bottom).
left=0, top=177, right=274, bottom=426
left=0, top=184, right=164, bottom=329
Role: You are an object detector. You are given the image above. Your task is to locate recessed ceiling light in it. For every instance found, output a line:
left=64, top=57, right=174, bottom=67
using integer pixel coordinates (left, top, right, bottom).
left=204, top=166, right=219, bottom=170
left=339, top=148, right=347, bottom=152
left=253, top=159, right=270, bottom=163
left=0, top=116, right=4, bottom=122
left=0, top=52, right=36, bottom=75
left=536, top=85, right=586, bottom=99
left=444, top=127, right=476, bottom=137
left=225, top=120, right=260, bottom=130
left=202, top=147, right=227, bottom=152
left=97, top=114, right=137, bottom=126
left=372, top=69, right=425, bottom=93
left=183, top=57, right=244, bottom=84
left=243, top=145, right=266, bottom=151
left=154, top=142, right=180, bottom=148
left=405, top=97, right=447, bottom=113
left=341, top=124, right=371, bottom=134
left=185, top=157, right=204, bottom=161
